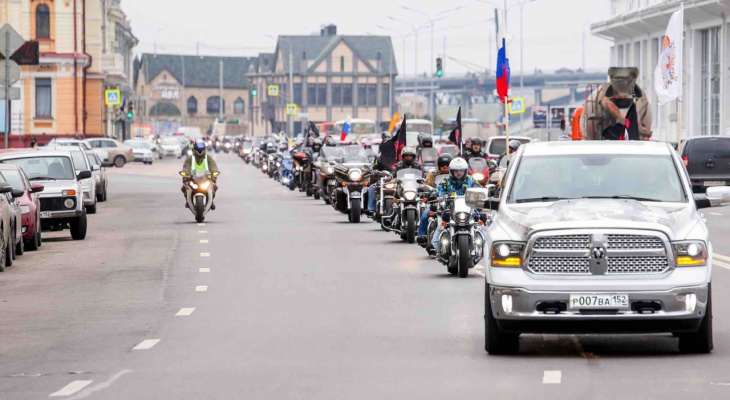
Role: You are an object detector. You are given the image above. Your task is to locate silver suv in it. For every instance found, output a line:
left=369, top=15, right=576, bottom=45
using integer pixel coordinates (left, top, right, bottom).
left=0, top=151, right=90, bottom=240
left=466, top=141, right=730, bottom=355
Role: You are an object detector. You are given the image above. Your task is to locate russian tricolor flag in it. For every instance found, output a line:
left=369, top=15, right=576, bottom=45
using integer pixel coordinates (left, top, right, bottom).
left=340, top=115, right=352, bottom=141
left=496, top=37, right=510, bottom=104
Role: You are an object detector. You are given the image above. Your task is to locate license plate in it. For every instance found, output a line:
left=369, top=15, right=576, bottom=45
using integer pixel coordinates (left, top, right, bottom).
left=569, top=294, right=629, bottom=309
left=40, top=211, right=52, bottom=219
left=704, top=181, right=725, bottom=187
left=350, top=192, right=361, bottom=198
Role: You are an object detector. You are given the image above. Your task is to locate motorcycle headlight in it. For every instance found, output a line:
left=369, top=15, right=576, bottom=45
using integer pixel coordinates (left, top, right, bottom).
left=225, top=143, right=231, bottom=148
left=206, top=140, right=212, bottom=146
left=473, top=173, right=485, bottom=181
left=276, top=162, right=281, bottom=167
left=20, top=205, right=30, bottom=214
left=199, top=181, right=211, bottom=191
left=189, top=182, right=199, bottom=189
left=262, top=164, right=268, bottom=171
left=348, top=169, right=363, bottom=181
left=673, top=241, right=707, bottom=266
left=216, top=141, right=221, bottom=146
left=403, top=191, right=417, bottom=201
left=384, top=182, right=396, bottom=190
left=455, top=211, right=470, bottom=223
left=268, top=155, right=274, bottom=160
left=490, top=242, right=525, bottom=267
left=326, top=166, right=335, bottom=175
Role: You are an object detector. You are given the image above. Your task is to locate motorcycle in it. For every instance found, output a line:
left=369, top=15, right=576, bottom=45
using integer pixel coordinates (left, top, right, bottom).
left=292, top=151, right=311, bottom=193
left=370, top=171, right=396, bottom=229
left=242, top=145, right=252, bottom=164
left=266, top=153, right=277, bottom=178
left=331, top=146, right=372, bottom=223
left=180, top=170, right=219, bottom=223
left=314, top=146, right=343, bottom=203
left=468, top=157, right=495, bottom=186
left=418, top=174, right=450, bottom=252
left=381, top=168, right=426, bottom=244
left=279, top=153, right=296, bottom=190
left=436, top=195, right=486, bottom=278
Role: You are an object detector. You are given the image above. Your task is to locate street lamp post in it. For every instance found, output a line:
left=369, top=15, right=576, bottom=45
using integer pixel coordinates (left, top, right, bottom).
left=387, top=17, right=427, bottom=96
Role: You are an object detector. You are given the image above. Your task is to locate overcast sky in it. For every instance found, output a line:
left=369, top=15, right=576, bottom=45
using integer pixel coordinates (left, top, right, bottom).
left=124, top=0, right=612, bottom=77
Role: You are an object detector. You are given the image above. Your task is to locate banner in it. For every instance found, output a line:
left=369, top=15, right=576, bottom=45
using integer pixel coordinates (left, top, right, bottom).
left=654, top=5, right=684, bottom=105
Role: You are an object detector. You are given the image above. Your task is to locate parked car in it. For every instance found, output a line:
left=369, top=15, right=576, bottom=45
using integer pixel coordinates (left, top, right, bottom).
left=0, top=151, right=90, bottom=240
left=67, top=149, right=97, bottom=214
left=46, top=138, right=93, bottom=151
left=0, top=164, right=43, bottom=251
left=160, top=137, right=183, bottom=158
left=0, top=164, right=42, bottom=252
left=124, top=140, right=155, bottom=164
left=485, top=136, right=532, bottom=159
left=0, top=169, right=25, bottom=264
left=0, top=180, right=18, bottom=271
left=679, top=136, right=730, bottom=193
left=84, top=138, right=134, bottom=168
left=467, top=140, right=729, bottom=355
left=85, top=151, right=108, bottom=202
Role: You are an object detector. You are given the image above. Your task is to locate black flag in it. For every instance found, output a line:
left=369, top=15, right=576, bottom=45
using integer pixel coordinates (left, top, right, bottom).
left=308, top=121, right=320, bottom=138
left=380, top=114, right=408, bottom=169
left=448, top=107, right=462, bottom=151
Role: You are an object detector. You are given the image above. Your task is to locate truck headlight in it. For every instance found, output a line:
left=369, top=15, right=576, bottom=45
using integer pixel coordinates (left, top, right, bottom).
left=673, top=241, right=707, bottom=266
left=491, top=242, right=524, bottom=267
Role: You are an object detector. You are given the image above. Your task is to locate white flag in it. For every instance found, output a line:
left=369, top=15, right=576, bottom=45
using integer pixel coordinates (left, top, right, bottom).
left=654, top=5, right=684, bottom=105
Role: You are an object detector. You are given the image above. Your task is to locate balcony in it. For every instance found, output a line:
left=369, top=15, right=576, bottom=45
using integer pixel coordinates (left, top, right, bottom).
left=102, top=53, right=126, bottom=78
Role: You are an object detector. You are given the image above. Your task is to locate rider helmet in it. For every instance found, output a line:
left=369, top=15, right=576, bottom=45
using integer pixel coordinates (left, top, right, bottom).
left=449, top=157, right=469, bottom=181
left=307, top=136, right=315, bottom=146
left=266, top=142, right=276, bottom=153
left=470, top=137, right=483, bottom=153
left=437, top=153, right=454, bottom=172
left=312, top=138, right=323, bottom=152
left=279, top=143, right=288, bottom=152
left=417, top=132, right=425, bottom=145
left=192, top=139, right=207, bottom=157
left=508, top=139, right=522, bottom=153
left=401, top=146, right=417, bottom=166
left=421, top=134, right=433, bottom=148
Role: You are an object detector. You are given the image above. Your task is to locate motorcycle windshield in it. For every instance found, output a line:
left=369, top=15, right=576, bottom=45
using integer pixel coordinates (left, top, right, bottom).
left=468, top=158, right=488, bottom=172
left=322, top=147, right=345, bottom=161
left=341, top=145, right=370, bottom=163
left=452, top=196, right=471, bottom=213
left=434, top=174, right=449, bottom=186
left=193, top=169, right=210, bottom=178
left=396, top=168, right=423, bottom=179
left=420, top=148, right=439, bottom=164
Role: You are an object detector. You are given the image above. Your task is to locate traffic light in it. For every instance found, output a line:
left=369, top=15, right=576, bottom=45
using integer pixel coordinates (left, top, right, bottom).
left=127, top=101, right=135, bottom=119
left=251, top=85, right=258, bottom=96
left=436, top=58, right=443, bottom=78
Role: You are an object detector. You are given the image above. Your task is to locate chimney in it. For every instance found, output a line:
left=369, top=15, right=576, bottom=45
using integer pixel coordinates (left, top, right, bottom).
left=320, top=24, right=337, bottom=37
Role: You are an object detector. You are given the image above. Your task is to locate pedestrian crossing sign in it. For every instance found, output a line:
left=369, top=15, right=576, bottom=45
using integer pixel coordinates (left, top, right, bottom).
left=105, top=89, right=121, bottom=106
left=268, top=85, right=279, bottom=97
left=509, top=97, right=525, bottom=115
left=286, top=104, right=297, bottom=116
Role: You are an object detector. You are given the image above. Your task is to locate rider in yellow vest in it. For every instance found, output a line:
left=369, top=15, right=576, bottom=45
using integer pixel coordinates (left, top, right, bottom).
left=182, top=139, right=219, bottom=207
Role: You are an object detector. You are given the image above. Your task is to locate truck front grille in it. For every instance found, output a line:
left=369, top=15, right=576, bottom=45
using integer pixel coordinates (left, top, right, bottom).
left=40, top=197, right=66, bottom=212
left=607, top=234, right=664, bottom=250
left=528, top=257, right=590, bottom=274
left=607, top=256, right=669, bottom=274
left=532, top=235, right=590, bottom=250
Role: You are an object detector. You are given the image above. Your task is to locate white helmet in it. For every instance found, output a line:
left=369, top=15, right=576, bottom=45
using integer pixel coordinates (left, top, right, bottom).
left=449, top=157, right=468, bottom=180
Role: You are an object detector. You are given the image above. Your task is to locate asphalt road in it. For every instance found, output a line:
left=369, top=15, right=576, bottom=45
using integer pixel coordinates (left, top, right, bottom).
left=2, top=153, right=730, bottom=399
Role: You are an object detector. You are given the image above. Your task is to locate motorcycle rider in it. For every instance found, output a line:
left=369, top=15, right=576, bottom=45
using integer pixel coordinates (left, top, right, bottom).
left=393, top=146, right=423, bottom=173
left=463, top=137, right=486, bottom=160
left=182, top=140, right=219, bottom=209
left=417, top=153, right=453, bottom=246
left=497, top=139, right=522, bottom=167
left=430, top=157, right=484, bottom=256
left=366, top=152, right=394, bottom=216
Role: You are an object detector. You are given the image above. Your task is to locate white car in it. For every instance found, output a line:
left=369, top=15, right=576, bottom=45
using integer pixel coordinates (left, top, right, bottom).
left=124, top=140, right=155, bottom=165
left=160, top=137, right=183, bottom=158
left=66, top=148, right=98, bottom=214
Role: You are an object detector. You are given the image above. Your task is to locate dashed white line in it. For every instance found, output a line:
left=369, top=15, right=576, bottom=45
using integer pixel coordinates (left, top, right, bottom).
left=49, top=380, right=93, bottom=397
left=542, top=370, right=562, bottom=384
left=198, top=231, right=207, bottom=234
left=714, top=259, right=730, bottom=270
left=175, top=308, right=196, bottom=316
left=475, top=270, right=486, bottom=277
left=200, top=252, right=210, bottom=257
left=132, top=339, right=160, bottom=350
left=195, top=285, right=208, bottom=292
left=197, top=223, right=205, bottom=226
left=199, top=268, right=210, bottom=273
left=708, top=212, right=723, bottom=216
left=64, top=370, right=131, bottom=399
left=200, top=239, right=209, bottom=244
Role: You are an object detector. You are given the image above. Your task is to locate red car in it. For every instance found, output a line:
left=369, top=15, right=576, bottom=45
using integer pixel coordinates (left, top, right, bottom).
left=0, top=165, right=43, bottom=251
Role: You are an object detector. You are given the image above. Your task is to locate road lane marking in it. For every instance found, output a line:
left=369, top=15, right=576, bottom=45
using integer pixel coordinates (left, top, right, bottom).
left=542, top=370, right=561, bottom=384
left=175, top=308, right=195, bottom=316
left=64, top=370, right=131, bottom=399
left=49, top=380, right=93, bottom=397
left=197, top=223, right=205, bottom=226
left=199, top=268, right=210, bottom=273
left=708, top=212, right=723, bottom=216
left=200, top=239, right=209, bottom=244
left=475, top=270, right=486, bottom=277
left=198, top=231, right=207, bottom=234
left=132, top=339, right=160, bottom=350
left=200, top=252, right=210, bottom=257
left=195, top=286, right=208, bottom=292
left=714, top=253, right=730, bottom=262
left=714, top=259, right=730, bottom=270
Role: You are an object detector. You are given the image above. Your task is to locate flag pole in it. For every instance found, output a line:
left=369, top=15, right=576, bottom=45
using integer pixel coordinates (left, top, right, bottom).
left=505, top=98, right=510, bottom=164
left=677, top=97, right=682, bottom=146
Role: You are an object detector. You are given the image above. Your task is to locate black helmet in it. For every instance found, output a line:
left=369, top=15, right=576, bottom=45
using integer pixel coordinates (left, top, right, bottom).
left=421, top=134, right=433, bottom=148
left=508, top=139, right=521, bottom=152
left=401, top=146, right=417, bottom=166
left=381, top=131, right=391, bottom=141
left=437, top=153, right=453, bottom=171
left=279, top=143, right=288, bottom=152
left=471, top=137, right=483, bottom=147
left=417, top=132, right=426, bottom=145
left=193, top=139, right=207, bottom=157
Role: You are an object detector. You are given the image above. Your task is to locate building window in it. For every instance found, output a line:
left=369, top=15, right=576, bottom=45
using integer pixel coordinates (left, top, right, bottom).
left=207, top=96, right=224, bottom=114
left=358, top=84, right=366, bottom=105
left=307, top=83, right=316, bottom=106
left=36, top=4, right=50, bottom=39
left=381, top=84, right=390, bottom=106
left=343, top=84, right=353, bottom=106
left=367, top=84, right=377, bottom=106
left=332, top=84, right=342, bottom=106
left=35, top=78, right=52, bottom=117
left=316, top=84, right=327, bottom=106
left=234, top=98, right=245, bottom=115
left=617, top=44, right=624, bottom=67
left=340, top=56, right=345, bottom=72
left=293, top=84, right=302, bottom=105
left=701, top=27, right=721, bottom=136
left=187, top=96, right=197, bottom=114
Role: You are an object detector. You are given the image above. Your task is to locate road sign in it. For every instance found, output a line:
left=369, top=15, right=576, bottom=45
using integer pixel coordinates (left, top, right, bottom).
left=0, top=60, right=20, bottom=85
left=0, top=87, right=20, bottom=100
left=268, top=85, right=279, bottom=97
left=286, top=103, right=297, bottom=116
left=105, top=89, right=121, bottom=106
left=9, top=41, right=39, bottom=65
left=0, top=25, right=25, bottom=58
left=509, top=97, right=525, bottom=115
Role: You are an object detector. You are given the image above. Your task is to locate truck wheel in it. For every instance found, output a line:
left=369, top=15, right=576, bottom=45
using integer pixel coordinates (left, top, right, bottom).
left=678, top=284, right=713, bottom=354
left=350, top=200, right=361, bottom=223
left=114, top=156, right=126, bottom=168
left=485, top=283, right=520, bottom=354
left=458, top=236, right=470, bottom=278
left=70, top=213, right=88, bottom=240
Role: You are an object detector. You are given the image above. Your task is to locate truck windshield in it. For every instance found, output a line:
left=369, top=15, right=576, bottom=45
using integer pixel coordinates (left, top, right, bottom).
left=509, top=154, right=686, bottom=203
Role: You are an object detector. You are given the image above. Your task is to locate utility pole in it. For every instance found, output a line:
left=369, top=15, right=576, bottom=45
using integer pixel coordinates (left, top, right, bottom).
left=4, top=30, right=10, bottom=149
left=288, top=48, right=293, bottom=137
left=180, top=54, right=187, bottom=126
left=219, top=59, right=223, bottom=120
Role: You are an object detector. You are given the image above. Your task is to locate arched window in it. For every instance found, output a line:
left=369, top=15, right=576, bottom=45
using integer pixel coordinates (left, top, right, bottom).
left=187, top=96, right=197, bottom=114
left=233, top=98, right=245, bottom=115
left=36, top=4, right=50, bottom=39
left=207, top=96, right=224, bottom=114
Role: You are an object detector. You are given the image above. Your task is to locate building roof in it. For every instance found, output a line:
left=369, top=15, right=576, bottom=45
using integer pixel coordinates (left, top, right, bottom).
left=138, top=54, right=259, bottom=89
left=274, top=35, right=397, bottom=76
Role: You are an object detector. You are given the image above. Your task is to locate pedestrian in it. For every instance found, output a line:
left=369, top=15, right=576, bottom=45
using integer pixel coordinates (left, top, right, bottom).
left=29, top=137, right=38, bottom=148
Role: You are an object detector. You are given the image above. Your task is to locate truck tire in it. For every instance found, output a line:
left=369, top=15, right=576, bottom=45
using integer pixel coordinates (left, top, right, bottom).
left=485, top=283, right=520, bottom=355
left=678, top=284, right=713, bottom=354
left=70, top=213, right=88, bottom=240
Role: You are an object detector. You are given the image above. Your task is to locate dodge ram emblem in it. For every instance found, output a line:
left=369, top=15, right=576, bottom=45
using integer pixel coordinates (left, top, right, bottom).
left=592, top=247, right=606, bottom=259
